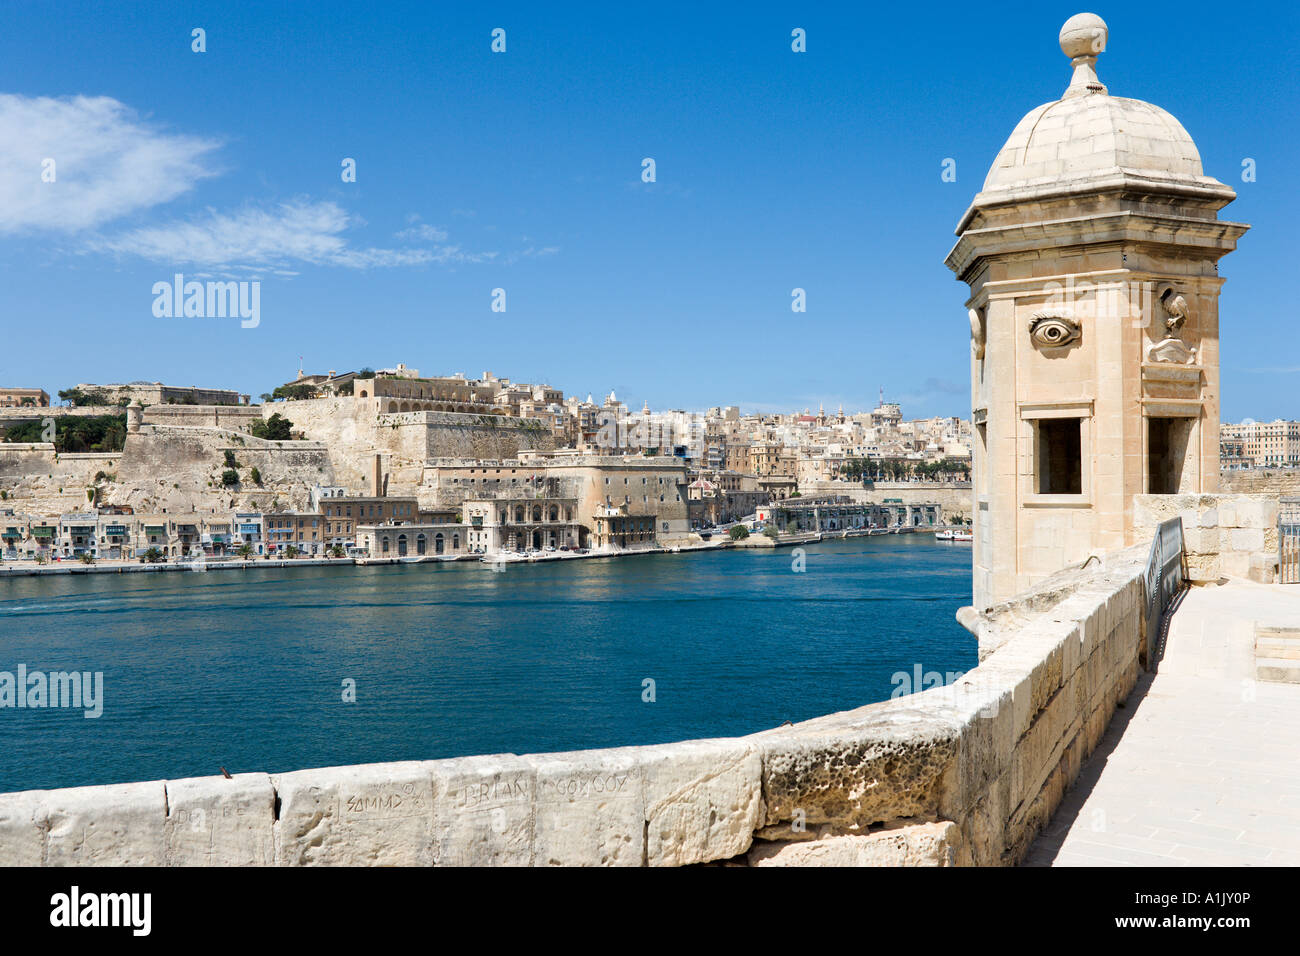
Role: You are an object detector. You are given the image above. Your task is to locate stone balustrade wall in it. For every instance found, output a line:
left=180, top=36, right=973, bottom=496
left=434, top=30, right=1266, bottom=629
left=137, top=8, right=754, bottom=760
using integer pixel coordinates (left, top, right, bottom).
left=0, top=544, right=1151, bottom=867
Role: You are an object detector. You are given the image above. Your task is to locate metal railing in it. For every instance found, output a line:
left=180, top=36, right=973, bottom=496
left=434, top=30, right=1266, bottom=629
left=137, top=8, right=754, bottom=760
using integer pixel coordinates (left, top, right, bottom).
left=1144, top=516, right=1187, bottom=671
left=1281, top=498, right=1300, bottom=585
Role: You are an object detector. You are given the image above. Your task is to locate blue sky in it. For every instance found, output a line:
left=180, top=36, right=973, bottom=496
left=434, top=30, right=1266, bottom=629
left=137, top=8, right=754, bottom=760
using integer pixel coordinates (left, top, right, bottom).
left=1, top=1, right=1295, bottom=420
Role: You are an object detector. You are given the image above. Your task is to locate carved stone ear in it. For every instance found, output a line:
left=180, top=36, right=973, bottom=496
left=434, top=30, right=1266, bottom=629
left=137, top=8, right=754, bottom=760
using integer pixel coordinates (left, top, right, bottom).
left=968, top=308, right=986, bottom=359
left=1028, top=310, right=1081, bottom=348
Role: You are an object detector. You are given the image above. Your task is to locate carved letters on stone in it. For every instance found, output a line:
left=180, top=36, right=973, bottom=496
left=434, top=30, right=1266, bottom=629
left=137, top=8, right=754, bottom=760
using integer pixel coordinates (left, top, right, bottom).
left=1028, top=310, right=1080, bottom=349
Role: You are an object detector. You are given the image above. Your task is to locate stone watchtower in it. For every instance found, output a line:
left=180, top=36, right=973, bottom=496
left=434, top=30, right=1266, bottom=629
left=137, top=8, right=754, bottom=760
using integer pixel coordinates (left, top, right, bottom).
left=945, top=14, right=1249, bottom=608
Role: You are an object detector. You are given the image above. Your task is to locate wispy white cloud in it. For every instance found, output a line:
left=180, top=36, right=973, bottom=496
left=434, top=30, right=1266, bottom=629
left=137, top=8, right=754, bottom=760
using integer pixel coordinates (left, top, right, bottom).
left=504, top=245, right=560, bottom=264
left=85, top=199, right=497, bottom=272
left=395, top=221, right=449, bottom=242
left=0, top=93, right=220, bottom=234
left=1, top=93, right=546, bottom=273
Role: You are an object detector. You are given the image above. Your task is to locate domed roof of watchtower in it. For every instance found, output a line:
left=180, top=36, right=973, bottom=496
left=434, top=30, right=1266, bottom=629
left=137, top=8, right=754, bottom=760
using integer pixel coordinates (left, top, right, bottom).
left=974, top=13, right=1225, bottom=205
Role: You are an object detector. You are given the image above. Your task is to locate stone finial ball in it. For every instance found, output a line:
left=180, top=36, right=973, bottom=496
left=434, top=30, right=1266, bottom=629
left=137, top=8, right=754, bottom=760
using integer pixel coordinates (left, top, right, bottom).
left=1059, top=13, right=1107, bottom=59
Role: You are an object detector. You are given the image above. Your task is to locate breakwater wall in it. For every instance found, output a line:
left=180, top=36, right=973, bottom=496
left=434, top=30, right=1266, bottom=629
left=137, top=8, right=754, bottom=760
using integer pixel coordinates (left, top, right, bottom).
left=0, top=536, right=1151, bottom=866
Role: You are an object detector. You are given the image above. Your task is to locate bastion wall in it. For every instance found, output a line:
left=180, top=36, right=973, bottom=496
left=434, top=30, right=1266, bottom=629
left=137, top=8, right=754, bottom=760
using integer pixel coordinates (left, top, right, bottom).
left=277, top=397, right=555, bottom=494
left=105, top=426, right=335, bottom=513
left=140, top=405, right=263, bottom=431
left=0, top=541, right=1151, bottom=866
left=1220, top=469, right=1300, bottom=497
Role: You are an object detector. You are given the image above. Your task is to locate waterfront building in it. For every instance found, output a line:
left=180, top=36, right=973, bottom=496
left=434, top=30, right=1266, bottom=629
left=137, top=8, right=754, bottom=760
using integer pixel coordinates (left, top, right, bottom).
left=56, top=513, right=100, bottom=558
left=591, top=504, right=657, bottom=551
left=423, top=454, right=693, bottom=548
left=754, top=496, right=942, bottom=533
left=945, top=14, right=1249, bottom=606
left=461, top=495, right=583, bottom=552
left=99, top=516, right=132, bottom=559
left=263, top=511, right=325, bottom=555
left=355, top=520, right=469, bottom=557
left=686, top=475, right=768, bottom=527
left=232, top=512, right=265, bottom=554
left=201, top=520, right=232, bottom=556
left=317, top=494, right=420, bottom=548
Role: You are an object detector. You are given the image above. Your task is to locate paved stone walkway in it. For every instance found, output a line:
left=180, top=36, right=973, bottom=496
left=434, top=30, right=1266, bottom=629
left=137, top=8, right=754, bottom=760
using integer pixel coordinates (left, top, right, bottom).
left=1024, top=580, right=1300, bottom=866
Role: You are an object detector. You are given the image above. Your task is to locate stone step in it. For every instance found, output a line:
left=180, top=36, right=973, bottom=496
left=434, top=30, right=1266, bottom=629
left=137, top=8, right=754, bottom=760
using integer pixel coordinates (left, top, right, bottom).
left=1256, top=657, right=1300, bottom=684
left=1256, top=637, right=1300, bottom=661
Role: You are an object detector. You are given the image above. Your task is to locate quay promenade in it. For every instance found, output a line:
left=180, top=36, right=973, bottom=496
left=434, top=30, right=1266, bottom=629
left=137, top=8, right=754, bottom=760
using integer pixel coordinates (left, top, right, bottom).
left=1026, top=580, right=1300, bottom=866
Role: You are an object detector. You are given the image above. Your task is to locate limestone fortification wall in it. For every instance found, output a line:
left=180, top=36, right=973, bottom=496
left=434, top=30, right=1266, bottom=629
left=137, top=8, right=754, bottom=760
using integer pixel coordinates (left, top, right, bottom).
left=0, top=543, right=1150, bottom=866
left=278, top=397, right=555, bottom=494
left=1, top=425, right=333, bottom=515
left=105, top=425, right=334, bottom=513
left=0, top=405, right=122, bottom=426
left=1132, top=493, right=1279, bottom=584
left=0, top=443, right=59, bottom=478
left=0, top=445, right=127, bottom=513
left=1220, top=469, right=1300, bottom=497
left=140, top=404, right=263, bottom=431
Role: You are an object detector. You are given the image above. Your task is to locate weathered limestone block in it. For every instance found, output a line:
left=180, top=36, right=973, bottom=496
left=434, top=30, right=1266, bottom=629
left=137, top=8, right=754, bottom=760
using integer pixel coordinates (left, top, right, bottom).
left=165, top=773, right=274, bottom=866
left=963, top=773, right=1011, bottom=865
left=928, top=674, right=1015, bottom=821
left=640, top=738, right=763, bottom=866
left=527, top=748, right=643, bottom=866
left=1184, top=527, right=1219, bottom=555
left=430, top=754, right=535, bottom=866
left=972, top=657, right=1036, bottom=744
left=1249, top=551, right=1278, bottom=584
left=1220, top=550, right=1252, bottom=580
left=1237, top=498, right=1278, bottom=530
left=274, top=761, right=434, bottom=866
left=0, top=790, right=44, bottom=865
left=1008, top=679, right=1079, bottom=817
left=748, top=821, right=964, bottom=867
left=759, top=706, right=957, bottom=835
left=1230, top=528, right=1266, bottom=553
left=41, top=781, right=167, bottom=865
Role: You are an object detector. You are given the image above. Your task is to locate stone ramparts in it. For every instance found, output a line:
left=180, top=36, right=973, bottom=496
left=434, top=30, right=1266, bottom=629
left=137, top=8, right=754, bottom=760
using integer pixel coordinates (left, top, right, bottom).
left=1220, top=468, right=1300, bottom=497
left=0, top=540, right=1150, bottom=866
left=140, top=404, right=263, bottom=430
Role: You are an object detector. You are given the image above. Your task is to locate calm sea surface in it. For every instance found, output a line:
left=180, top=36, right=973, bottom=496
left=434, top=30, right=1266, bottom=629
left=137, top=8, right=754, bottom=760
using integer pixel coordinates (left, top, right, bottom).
left=0, top=536, right=973, bottom=793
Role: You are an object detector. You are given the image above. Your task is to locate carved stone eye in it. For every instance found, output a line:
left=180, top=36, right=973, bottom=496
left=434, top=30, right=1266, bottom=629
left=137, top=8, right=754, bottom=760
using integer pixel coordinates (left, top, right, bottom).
left=1028, top=312, right=1080, bottom=348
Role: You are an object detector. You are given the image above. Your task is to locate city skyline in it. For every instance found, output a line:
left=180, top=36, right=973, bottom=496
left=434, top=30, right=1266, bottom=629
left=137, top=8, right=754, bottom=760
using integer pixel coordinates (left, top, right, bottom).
left=2, top=1, right=1296, bottom=421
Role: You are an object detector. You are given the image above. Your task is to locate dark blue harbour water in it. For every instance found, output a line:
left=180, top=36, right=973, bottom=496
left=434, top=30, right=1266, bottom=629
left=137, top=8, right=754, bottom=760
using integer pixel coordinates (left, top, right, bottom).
left=0, top=537, right=973, bottom=793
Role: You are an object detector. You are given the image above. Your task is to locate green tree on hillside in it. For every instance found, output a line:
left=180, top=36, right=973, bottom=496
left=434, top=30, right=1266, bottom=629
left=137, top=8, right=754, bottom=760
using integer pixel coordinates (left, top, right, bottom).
left=251, top=413, right=294, bottom=441
left=2, top=414, right=127, bottom=452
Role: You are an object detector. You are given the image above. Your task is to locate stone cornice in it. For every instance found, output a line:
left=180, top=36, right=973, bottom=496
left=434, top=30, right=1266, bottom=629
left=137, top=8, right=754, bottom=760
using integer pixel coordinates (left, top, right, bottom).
left=946, top=210, right=1250, bottom=282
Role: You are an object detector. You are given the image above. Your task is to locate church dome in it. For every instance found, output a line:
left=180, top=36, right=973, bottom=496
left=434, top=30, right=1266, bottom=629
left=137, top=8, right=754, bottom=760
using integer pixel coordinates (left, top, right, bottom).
left=977, top=13, right=1220, bottom=201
